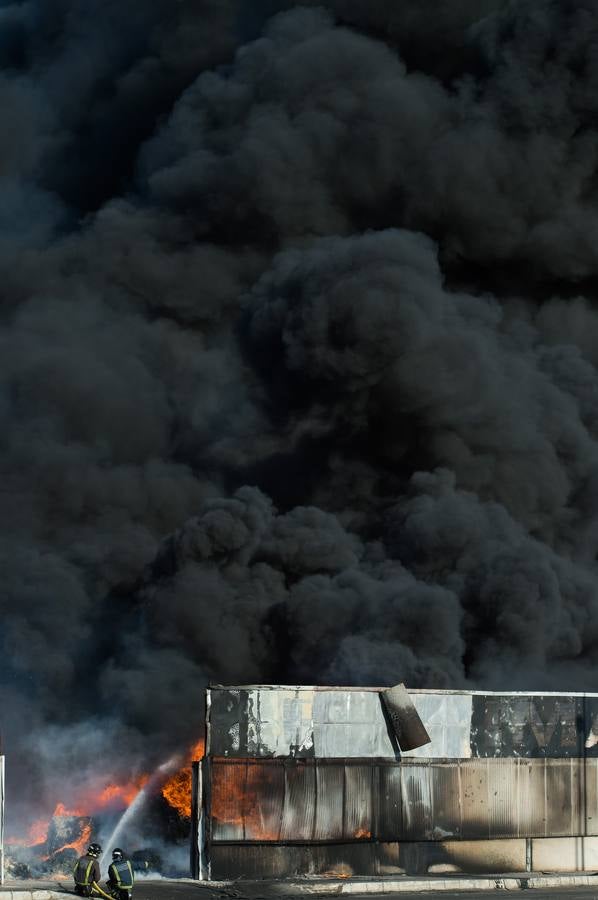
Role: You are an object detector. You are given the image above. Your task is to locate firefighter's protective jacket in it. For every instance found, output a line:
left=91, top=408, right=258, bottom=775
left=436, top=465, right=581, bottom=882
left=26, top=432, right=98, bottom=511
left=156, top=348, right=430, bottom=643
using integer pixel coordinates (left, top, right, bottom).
left=108, top=858, right=134, bottom=889
left=74, top=854, right=101, bottom=887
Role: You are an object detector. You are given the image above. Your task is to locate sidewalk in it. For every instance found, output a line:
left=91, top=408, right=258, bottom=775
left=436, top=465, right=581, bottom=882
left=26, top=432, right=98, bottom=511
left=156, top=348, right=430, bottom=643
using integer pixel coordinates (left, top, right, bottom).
left=2, top=873, right=598, bottom=897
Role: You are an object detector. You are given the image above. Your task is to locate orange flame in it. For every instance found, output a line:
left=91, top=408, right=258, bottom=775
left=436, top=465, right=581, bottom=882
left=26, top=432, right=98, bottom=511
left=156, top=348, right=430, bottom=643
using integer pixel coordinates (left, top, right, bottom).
left=6, top=817, right=49, bottom=848
left=211, top=763, right=280, bottom=841
left=7, top=775, right=149, bottom=851
left=161, top=738, right=204, bottom=819
left=46, top=822, right=93, bottom=859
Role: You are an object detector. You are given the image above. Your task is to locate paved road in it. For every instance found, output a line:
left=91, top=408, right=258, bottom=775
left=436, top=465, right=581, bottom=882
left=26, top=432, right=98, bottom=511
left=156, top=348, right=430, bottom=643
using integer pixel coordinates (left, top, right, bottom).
left=138, top=884, right=598, bottom=900
left=5, top=880, right=598, bottom=900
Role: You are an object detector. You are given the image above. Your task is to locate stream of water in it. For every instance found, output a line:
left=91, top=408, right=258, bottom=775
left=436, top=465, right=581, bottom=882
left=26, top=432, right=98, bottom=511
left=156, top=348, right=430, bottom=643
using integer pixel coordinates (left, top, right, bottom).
left=99, top=756, right=179, bottom=870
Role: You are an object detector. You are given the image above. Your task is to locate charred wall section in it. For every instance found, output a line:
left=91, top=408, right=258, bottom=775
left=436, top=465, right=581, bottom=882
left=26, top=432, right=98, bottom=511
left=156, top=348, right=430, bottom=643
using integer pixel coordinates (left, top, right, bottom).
left=197, top=687, right=598, bottom=877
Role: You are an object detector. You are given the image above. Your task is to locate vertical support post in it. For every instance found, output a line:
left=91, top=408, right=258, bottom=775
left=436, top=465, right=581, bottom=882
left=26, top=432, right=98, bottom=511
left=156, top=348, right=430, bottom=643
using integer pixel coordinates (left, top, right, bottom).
left=582, top=694, right=589, bottom=872
left=190, top=761, right=201, bottom=880
left=203, top=755, right=212, bottom=882
left=0, top=755, right=5, bottom=885
left=204, top=688, right=212, bottom=881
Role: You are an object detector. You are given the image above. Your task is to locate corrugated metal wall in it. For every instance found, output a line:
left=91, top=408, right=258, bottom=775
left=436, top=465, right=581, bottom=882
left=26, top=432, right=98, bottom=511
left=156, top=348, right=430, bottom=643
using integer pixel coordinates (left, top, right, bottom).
left=209, top=757, right=586, bottom=842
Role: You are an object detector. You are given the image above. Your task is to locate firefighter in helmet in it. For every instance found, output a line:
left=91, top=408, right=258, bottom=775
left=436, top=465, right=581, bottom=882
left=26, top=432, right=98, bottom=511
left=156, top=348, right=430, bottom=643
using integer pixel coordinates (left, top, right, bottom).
left=107, top=848, right=134, bottom=900
left=74, top=843, right=102, bottom=897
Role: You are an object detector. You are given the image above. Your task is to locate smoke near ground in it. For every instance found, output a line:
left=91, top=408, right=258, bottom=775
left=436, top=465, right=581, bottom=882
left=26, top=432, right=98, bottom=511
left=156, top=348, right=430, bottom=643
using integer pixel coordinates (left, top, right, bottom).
left=3, top=0, right=598, bottom=834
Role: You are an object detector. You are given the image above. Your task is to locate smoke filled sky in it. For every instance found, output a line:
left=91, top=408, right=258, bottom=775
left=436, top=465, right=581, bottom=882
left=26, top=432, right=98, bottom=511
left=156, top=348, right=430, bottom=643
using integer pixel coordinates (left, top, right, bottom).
left=4, top=0, right=598, bottom=828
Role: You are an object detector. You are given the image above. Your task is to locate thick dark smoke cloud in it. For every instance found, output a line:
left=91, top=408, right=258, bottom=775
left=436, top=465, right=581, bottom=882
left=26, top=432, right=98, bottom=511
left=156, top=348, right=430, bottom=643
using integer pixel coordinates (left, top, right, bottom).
left=3, top=0, right=598, bottom=834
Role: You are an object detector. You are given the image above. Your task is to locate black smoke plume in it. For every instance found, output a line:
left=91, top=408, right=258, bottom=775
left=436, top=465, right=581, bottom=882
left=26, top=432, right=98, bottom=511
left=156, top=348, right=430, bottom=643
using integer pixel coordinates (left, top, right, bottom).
left=3, top=0, right=598, bottom=837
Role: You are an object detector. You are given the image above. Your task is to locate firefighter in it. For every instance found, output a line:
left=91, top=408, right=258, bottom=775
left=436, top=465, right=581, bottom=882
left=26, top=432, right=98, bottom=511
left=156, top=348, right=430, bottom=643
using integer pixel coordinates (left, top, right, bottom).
left=74, top=843, right=102, bottom=897
left=106, top=848, right=134, bottom=900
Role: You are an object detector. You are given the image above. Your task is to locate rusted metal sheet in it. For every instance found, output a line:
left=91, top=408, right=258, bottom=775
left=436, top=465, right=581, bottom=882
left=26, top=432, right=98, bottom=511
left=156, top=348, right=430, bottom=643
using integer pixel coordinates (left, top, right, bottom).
left=209, top=757, right=586, bottom=844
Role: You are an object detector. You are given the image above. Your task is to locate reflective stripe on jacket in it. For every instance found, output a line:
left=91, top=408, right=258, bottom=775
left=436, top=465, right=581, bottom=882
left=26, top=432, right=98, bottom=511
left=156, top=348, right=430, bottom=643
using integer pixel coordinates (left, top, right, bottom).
left=109, top=859, right=134, bottom=888
left=74, top=856, right=100, bottom=885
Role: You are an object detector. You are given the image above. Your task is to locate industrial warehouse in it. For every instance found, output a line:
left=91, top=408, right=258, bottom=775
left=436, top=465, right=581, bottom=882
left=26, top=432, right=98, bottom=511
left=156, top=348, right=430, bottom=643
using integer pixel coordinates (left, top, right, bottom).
left=191, top=685, right=598, bottom=877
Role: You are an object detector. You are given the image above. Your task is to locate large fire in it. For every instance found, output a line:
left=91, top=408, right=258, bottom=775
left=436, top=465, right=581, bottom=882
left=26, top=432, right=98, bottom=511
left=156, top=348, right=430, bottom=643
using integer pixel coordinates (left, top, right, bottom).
left=7, top=775, right=149, bottom=851
left=160, top=738, right=204, bottom=819
left=7, top=738, right=204, bottom=870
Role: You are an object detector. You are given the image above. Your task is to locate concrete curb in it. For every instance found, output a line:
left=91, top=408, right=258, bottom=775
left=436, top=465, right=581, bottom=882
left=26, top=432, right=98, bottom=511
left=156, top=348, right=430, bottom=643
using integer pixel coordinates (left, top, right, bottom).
left=287, top=873, right=598, bottom=893
left=0, top=892, right=68, bottom=900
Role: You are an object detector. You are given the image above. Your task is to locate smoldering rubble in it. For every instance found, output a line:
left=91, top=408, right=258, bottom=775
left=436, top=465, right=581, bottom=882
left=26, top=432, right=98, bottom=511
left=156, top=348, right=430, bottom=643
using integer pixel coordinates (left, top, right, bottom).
left=3, top=0, right=598, bottom=834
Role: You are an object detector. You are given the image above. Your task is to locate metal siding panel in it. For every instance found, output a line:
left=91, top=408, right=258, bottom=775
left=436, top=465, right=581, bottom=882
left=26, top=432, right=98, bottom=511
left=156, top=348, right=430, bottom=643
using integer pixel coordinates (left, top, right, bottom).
left=376, top=764, right=402, bottom=841
left=525, top=758, right=547, bottom=836
left=314, top=690, right=352, bottom=723
left=515, top=759, right=533, bottom=837
left=313, top=722, right=395, bottom=758
left=242, top=761, right=284, bottom=841
left=400, top=763, right=434, bottom=840
left=312, top=692, right=395, bottom=757
left=348, top=691, right=385, bottom=723
left=256, top=689, right=315, bottom=757
left=403, top=693, right=472, bottom=759
left=586, top=757, right=598, bottom=835
left=314, top=764, right=344, bottom=841
left=429, top=761, right=461, bottom=840
left=344, top=765, right=373, bottom=839
left=210, top=760, right=245, bottom=841
left=487, top=759, right=518, bottom=838
left=209, top=689, right=244, bottom=756
left=460, top=759, right=490, bottom=840
left=280, top=764, right=316, bottom=840
left=545, top=758, right=581, bottom=836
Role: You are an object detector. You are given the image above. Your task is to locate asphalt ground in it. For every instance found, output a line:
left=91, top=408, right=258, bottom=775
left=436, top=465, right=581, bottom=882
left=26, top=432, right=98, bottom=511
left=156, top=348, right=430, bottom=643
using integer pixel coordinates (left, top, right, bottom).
left=133, top=884, right=598, bottom=900
left=4, top=880, right=598, bottom=900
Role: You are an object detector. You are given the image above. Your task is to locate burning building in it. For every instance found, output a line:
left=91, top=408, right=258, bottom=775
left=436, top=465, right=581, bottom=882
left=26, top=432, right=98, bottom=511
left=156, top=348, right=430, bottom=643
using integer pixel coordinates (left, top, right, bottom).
left=192, top=685, right=598, bottom=877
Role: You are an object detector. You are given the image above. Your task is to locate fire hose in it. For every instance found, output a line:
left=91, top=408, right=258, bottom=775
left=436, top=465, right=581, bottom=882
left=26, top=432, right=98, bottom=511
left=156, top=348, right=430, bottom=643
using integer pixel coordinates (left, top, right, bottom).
left=91, top=881, right=119, bottom=900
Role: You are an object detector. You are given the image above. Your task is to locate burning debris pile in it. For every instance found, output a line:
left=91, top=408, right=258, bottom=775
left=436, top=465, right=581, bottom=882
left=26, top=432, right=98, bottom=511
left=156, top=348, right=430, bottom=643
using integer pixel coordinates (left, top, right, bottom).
left=6, top=807, right=95, bottom=879
left=6, top=741, right=203, bottom=879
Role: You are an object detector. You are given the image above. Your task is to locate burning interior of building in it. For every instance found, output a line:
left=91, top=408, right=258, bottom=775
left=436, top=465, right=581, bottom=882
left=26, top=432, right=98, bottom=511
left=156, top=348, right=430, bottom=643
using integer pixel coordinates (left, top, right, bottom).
left=192, top=685, right=598, bottom=877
